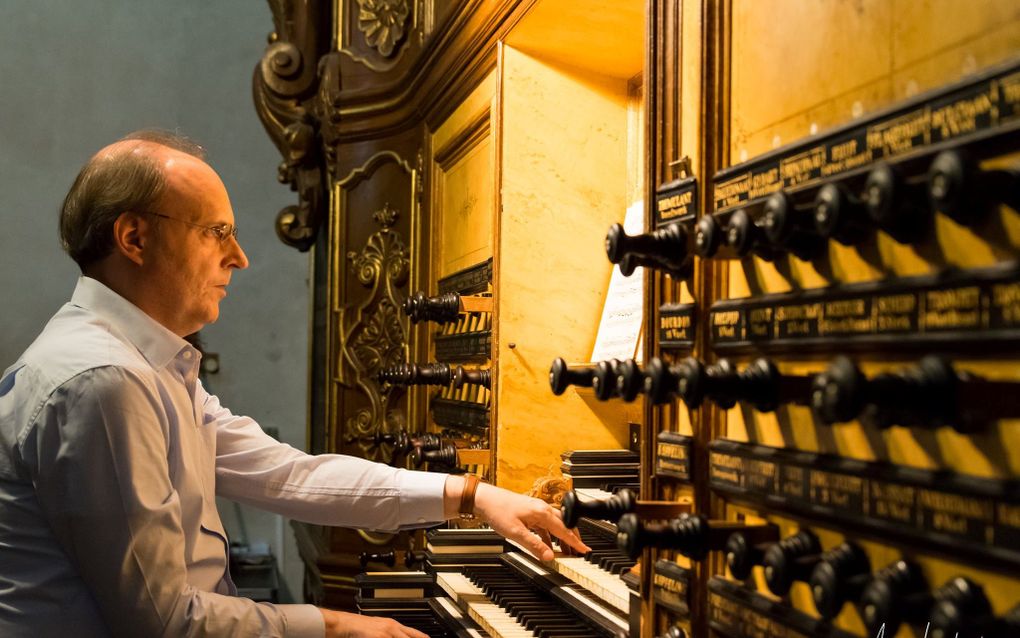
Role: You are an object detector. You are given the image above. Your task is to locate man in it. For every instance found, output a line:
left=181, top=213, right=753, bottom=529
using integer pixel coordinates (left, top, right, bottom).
left=0, top=130, right=589, bottom=637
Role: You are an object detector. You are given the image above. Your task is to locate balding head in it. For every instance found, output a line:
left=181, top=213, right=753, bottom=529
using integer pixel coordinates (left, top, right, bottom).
left=59, top=130, right=206, bottom=270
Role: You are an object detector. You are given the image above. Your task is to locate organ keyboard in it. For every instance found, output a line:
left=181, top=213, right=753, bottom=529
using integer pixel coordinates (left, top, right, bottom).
left=547, top=518, right=634, bottom=614
left=436, top=549, right=629, bottom=638
left=359, top=524, right=633, bottom=637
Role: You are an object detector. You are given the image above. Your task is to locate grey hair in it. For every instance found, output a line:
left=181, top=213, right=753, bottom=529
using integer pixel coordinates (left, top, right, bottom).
left=59, top=129, right=206, bottom=270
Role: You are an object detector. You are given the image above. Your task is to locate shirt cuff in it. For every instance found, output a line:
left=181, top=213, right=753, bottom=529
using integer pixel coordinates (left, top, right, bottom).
left=396, top=468, right=449, bottom=528
left=279, top=603, right=325, bottom=637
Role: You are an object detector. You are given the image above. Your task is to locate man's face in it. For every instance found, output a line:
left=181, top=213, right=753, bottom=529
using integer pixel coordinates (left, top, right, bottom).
left=141, top=153, right=249, bottom=336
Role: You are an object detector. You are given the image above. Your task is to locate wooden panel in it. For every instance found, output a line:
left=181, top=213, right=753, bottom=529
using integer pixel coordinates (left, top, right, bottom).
left=731, top=0, right=895, bottom=161
left=330, top=145, right=419, bottom=458
left=723, top=1, right=1020, bottom=303
left=431, top=72, right=497, bottom=278
left=702, top=3, right=1020, bottom=637
left=730, top=0, right=1020, bottom=160
left=504, top=0, right=644, bottom=80
left=494, top=39, right=642, bottom=493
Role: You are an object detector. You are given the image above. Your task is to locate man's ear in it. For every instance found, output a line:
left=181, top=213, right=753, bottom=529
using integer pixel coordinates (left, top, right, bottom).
left=111, top=212, right=149, bottom=266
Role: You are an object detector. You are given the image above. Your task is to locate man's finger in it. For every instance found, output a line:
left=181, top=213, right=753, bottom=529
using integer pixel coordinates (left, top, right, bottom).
left=544, top=509, right=592, bottom=553
left=518, top=527, right=555, bottom=560
left=536, top=527, right=553, bottom=551
left=558, top=527, right=592, bottom=554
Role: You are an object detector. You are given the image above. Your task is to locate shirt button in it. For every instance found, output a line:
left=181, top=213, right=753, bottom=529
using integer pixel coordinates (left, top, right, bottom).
left=417, top=517, right=426, bottom=523
left=182, top=351, right=193, bottom=359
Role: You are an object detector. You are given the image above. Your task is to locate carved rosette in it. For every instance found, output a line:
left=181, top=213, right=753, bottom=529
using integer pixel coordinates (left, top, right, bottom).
left=341, top=204, right=411, bottom=459
left=356, top=0, right=411, bottom=57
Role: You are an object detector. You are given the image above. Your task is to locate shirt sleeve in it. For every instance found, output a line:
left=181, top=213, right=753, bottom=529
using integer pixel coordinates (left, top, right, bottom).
left=18, top=366, right=325, bottom=638
left=201, top=382, right=448, bottom=531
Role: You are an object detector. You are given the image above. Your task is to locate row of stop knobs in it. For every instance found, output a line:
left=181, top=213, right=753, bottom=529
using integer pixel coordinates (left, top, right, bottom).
left=378, top=363, right=491, bottom=389
left=562, top=489, right=1018, bottom=637
left=606, top=149, right=1019, bottom=274
left=368, top=429, right=468, bottom=469
left=550, top=354, right=1020, bottom=432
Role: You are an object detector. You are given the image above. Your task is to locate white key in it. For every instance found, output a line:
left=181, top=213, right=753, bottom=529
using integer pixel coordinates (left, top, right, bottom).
left=575, top=488, right=614, bottom=502
left=435, top=571, right=485, bottom=601
left=468, top=601, right=536, bottom=638
left=554, top=556, right=630, bottom=613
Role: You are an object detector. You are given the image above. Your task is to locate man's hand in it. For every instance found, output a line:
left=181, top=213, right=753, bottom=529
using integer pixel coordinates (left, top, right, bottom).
left=472, top=482, right=593, bottom=561
left=319, top=608, right=428, bottom=638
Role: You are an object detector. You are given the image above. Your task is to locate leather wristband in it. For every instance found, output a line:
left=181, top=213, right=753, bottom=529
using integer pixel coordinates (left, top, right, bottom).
left=459, top=474, right=481, bottom=518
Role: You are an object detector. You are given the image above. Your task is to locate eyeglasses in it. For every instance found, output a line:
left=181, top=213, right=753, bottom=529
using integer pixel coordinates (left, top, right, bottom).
left=140, top=211, right=238, bottom=243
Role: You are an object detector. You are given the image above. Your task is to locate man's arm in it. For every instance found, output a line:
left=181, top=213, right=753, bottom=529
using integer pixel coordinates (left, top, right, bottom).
left=203, top=382, right=589, bottom=558
left=205, top=385, right=447, bottom=531
left=21, top=366, right=323, bottom=637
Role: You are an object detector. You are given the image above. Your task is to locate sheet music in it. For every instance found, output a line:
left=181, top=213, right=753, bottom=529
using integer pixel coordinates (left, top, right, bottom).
left=590, top=200, right=645, bottom=363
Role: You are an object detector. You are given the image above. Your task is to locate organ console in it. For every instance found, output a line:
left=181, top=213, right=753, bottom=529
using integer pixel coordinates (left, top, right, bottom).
left=560, top=489, right=691, bottom=529
left=927, top=149, right=1020, bottom=226
left=812, top=182, right=873, bottom=247
left=616, top=514, right=777, bottom=561
left=561, top=489, right=637, bottom=528
left=355, top=527, right=633, bottom=638
left=927, top=578, right=996, bottom=638
left=761, top=530, right=823, bottom=597
left=453, top=366, right=491, bottom=390
left=391, top=430, right=442, bottom=457
left=808, top=542, right=871, bottom=620
left=409, top=443, right=460, bottom=470
left=811, top=354, right=1020, bottom=431
left=857, top=560, right=931, bottom=636
left=760, top=191, right=828, bottom=261
left=403, top=291, right=462, bottom=325
left=641, top=356, right=813, bottom=412
left=254, top=0, right=1020, bottom=633
left=725, top=208, right=777, bottom=261
left=855, top=561, right=1020, bottom=638
left=932, top=601, right=1020, bottom=638
left=862, top=161, right=931, bottom=244
left=599, top=358, right=645, bottom=402
left=605, top=222, right=694, bottom=278
left=692, top=215, right=734, bottom=260
left=723, top=529, right=824, bottom=593
left=548, top=358, right=596, bottom=396
left=592, top=359, right=634, bottom=402
left=378, top=362, right=453, bottom=387
left=437, top=551, right=631, bottom=637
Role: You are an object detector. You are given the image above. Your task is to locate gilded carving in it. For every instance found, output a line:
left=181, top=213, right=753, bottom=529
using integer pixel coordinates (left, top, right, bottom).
left=315, top=52, right=343, bottom=176
left=253, top=0, right=330, bottom=251
left=356, top=0, right=411, bottom=57
left=340, top=204, right=411, bottom=459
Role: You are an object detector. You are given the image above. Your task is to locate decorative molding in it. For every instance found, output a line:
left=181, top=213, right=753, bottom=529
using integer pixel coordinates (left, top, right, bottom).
left=329, top=0, right=529, bottom=140
left=335, top=149, right=415, bottom=188
left=254, top=0, right=331, bottom=251
left=339, top=203, right=411, bottom=459
left=315, top=52, right=344, bottom=177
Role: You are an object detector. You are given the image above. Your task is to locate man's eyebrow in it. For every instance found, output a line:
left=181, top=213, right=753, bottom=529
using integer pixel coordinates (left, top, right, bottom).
left=197, top=216, right=235, bottom=227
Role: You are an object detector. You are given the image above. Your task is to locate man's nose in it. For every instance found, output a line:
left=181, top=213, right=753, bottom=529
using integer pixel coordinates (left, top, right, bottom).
left=225, top=236, right=249, bottom=270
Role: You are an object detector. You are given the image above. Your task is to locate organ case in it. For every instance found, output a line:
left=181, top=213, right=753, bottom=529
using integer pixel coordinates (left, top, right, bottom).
left=253, top=0, right=1020, bottom=635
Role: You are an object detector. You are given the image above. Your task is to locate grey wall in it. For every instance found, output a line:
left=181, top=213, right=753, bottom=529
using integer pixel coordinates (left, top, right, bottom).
left=0, top=2, right=309, bottom=601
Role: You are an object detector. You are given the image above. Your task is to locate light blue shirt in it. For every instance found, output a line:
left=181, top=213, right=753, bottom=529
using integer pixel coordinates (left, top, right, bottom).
left=0, top=276, right=448, bottom=636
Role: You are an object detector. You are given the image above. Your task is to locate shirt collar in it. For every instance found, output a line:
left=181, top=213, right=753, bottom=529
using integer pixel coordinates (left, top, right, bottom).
left=70, top=276, right=195, bottom=370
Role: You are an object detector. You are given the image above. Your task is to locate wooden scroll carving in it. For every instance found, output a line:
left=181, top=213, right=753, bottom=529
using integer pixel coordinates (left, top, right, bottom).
left=253, top=0, right=331, bottom=251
